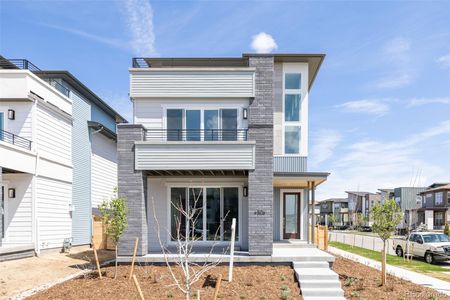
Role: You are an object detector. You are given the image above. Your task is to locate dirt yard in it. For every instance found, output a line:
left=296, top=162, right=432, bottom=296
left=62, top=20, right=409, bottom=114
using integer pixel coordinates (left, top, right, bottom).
left=332, top=256, right=448, bottom=299
left=0, top=247, right=115, bottom=300
left=27, top=264, right=300, bottom=300
left=22, top=256, right=449, bottom=300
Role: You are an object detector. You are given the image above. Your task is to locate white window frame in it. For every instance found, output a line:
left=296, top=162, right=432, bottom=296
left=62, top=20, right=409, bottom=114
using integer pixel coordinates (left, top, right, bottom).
left=166, top=184, right=243, bottom=246
left=282, top=69, right=303, bottom=156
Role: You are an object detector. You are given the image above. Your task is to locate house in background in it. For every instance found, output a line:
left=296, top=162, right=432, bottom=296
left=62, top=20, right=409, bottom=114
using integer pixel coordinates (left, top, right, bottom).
left=117, top=53, right=330, bottom=257
left=390, top=187, right=426, bottom=232
left=316, top=198, right=349, bottom=227
left=414, top=183, right=450, bottom=230
left=346, top=191, right=380, bottom=226
left=0, top=57, right=125, bottom=259
left=378, top=188, right=394, bottom=203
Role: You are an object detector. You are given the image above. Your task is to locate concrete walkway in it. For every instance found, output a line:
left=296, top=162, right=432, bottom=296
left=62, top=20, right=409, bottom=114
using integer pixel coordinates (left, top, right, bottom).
left=328, top=246, right=450, bottom=296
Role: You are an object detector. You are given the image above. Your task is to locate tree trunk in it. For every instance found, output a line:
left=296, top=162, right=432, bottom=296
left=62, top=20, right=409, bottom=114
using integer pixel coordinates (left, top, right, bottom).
left=381, top=240, right=386, bottom=286
left=115, top=244, right=118, bottom=279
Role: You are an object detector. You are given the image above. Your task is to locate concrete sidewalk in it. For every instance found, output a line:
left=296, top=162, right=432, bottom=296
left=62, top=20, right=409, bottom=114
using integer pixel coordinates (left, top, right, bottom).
left=0, top=246, right=114, bottom=300
left=329, top=246, right=450, bottom=296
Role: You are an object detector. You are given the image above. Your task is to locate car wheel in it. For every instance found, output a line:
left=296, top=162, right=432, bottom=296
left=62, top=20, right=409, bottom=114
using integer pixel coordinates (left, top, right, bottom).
left=425, top=252, right=434, bottom=264
left=396, top=246, right=403, bottom=257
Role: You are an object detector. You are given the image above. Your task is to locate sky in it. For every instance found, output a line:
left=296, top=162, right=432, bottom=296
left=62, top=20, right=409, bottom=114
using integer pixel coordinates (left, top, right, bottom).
left=1, top=0, right=450, bottom=199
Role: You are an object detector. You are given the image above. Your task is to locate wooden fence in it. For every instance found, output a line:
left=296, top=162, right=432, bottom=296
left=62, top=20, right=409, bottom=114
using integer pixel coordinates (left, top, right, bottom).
left=309, top=225, right=329, bottom=250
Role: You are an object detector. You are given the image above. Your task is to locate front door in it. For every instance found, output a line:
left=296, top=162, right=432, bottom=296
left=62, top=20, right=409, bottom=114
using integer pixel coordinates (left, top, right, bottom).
left=283, top=193, right=300, bottom=239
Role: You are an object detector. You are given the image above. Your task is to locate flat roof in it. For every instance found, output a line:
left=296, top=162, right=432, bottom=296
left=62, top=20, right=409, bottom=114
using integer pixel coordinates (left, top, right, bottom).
left=138, top=53, right=325, bottom=91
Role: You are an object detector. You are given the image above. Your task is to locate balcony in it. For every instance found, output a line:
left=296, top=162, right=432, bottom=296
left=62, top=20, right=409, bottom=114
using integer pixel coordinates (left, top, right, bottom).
left=135, top=129, right=255, bottom=171
left=0, top=129, right=32, bottom=150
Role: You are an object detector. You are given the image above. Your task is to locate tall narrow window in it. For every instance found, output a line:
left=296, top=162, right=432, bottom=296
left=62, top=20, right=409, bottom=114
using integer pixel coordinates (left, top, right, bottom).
left=167, top=109, right=183, bottom=141
left=206, top=188, right=220, bottom=240
left=285, top=94, right=300, bottom=122
left=285, top=126, right=300, bottom=154
left=170, top=188, right=187, bottom=240
left=186, top=110, right=201, bottom=141
left=221, top=109, right=237, bottom=141
left=204, top=110, right=219, bottom=141
left=189, top=188, right=203, bottom=239
left=223, top=187, right=239, bottom=241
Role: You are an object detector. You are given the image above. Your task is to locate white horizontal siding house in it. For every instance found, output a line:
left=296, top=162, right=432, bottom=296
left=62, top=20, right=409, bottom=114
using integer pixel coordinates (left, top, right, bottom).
left=0, top=57, right=126, bottom=259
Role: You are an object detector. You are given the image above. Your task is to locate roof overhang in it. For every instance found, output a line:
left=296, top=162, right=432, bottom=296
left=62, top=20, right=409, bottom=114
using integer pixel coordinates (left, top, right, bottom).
left=273, top=171, right=330, bottom=188
left=88, top=121, right=117, bottom=141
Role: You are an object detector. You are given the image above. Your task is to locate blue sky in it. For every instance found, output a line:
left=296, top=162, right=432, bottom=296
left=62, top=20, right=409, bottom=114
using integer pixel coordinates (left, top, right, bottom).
left=1, top=0, right=450, bottom=199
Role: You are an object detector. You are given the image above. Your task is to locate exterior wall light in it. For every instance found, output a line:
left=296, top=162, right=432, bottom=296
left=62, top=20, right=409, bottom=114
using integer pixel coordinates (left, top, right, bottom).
left=243, top=108, right=248, bottom=120
left=243, top=186, right=248, bottom=197
left=8, top=188, right=16, bottom=198
left=8, top=109, right=15, bottom=120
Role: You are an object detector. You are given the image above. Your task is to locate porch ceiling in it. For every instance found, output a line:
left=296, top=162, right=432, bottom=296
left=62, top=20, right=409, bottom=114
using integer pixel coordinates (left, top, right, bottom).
left=273, top=172, right=329, bottom=188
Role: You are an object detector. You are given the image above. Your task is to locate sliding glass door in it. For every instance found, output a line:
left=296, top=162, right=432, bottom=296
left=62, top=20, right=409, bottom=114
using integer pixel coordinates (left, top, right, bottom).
left=186, top=110, right=201, bottom=141
left=167, top=109, right=183, bottom=141
left=221, top=109, right=237, bottom=141
left=170, top=186, right=239, bottom=242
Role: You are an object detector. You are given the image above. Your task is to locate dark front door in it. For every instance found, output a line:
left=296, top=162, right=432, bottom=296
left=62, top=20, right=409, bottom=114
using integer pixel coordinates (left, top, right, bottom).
left=283, top=193, right=301, bottom=239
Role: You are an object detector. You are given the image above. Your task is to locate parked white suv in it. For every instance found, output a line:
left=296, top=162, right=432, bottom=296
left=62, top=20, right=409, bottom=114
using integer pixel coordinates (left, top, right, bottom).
left=393, top=232, right=450, bottom=264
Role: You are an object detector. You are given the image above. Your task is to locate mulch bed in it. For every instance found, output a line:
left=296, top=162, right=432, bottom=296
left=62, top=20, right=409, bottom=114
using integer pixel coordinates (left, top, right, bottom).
left=333, top=256, right=448, bottom=299
left=27, top=263, right=301, bottom=300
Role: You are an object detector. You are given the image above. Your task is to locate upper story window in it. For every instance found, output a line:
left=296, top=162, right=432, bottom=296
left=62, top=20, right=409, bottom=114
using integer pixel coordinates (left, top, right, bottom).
left=283, top=73, right=302, bottom=155
left=166, top=108, right=239, bottom=141
left=435, top=192, right=443, bottom=206
left=447, top=191, right=450, bottom=204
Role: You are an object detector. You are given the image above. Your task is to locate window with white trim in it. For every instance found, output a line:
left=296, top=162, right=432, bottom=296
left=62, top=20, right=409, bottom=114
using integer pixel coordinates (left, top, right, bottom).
left=283, top=73, right=302, bottom=154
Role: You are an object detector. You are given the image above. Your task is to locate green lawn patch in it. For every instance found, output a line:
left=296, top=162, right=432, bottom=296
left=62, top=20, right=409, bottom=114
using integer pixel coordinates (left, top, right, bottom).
left=329, top=241, right=450, bottom=280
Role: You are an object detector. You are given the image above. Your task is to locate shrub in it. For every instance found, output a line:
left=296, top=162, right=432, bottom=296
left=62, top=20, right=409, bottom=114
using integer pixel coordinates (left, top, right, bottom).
left=444, top=223, right=449, bottom=236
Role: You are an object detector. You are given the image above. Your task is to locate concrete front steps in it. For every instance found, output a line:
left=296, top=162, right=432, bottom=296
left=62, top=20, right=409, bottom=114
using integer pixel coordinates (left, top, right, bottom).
left=293, top=261, right=345, bottom=300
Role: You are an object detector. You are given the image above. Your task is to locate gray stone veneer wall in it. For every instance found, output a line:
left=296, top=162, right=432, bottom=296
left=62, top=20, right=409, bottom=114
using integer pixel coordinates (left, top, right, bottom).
left=247, top=56, right=274, bottom=256
left=117, top=124, right=148, bottom=256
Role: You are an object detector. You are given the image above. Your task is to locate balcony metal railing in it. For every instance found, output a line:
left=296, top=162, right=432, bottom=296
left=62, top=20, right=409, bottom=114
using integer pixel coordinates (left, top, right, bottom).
left=145, top=129, right=248, bottom=142
left=132, top=58, right=150, bottom=68
left=0, top=129, right=32, bottom=150
left=43, top=78, right=70, bottom=97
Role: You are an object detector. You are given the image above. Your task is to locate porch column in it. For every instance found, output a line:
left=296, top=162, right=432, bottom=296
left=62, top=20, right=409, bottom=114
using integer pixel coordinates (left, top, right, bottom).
left=0, top=167, right=2, bottom=247
left=247, top=55, right=274, bottom=256
left=311, top=181, right=316, bottom=244
left=307, top=181, right=311, bottom=244
left=117, top=124, right=148, bottom=256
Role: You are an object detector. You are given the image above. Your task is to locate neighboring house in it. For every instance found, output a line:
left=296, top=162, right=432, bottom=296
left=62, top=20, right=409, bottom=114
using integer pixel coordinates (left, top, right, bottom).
left=316, top=198, right=349, bottom=227
left=0, top=57, right=125, bottom=258
left=391, top=187, right=426, bottom=232
left=378, top=188, right=394, bottom=203
left=346, top=191, right=380, bottom=226
left=415, top=183, right=450, bottom=230
left=118, top=54, right=329, bottom=257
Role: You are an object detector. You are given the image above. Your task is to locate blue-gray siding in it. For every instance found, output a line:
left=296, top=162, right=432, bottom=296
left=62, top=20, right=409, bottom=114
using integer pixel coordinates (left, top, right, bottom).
left=395, top=187, right=426, bottom=211
left=71, top=90, right=92, bottom=245
left=273, top=156, right=307, bottom=173
left=91, top=104, right=117, bottom=133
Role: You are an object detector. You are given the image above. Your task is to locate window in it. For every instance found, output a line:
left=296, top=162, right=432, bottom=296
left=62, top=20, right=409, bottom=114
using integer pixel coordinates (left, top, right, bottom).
left=166, top=108, right=239, bottom=141
left=285, top=126, right=300, bottom=154
left=285, top=94, right=301, bottom=122
left=283, top=72, right=302, bottom=154
left=425, top=193, right=433, bottom=206
left=170, top=186, right=239, bottom=242
left=435, top=192, right=443, bottom=206
left=448, top=192, right=450, bottom=204
left=434, top=212, right=444, bottom=227
left=285, top=73, right=301, bottom=89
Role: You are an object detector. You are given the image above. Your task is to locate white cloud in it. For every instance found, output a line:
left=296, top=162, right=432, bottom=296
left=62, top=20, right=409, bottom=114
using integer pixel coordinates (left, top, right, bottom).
left=310, top=129, right=342, bottom=167
left=337, top=99, right=390, bottom=116
left=407, top=97, right=450, bottom=107
left=251, top=32, right=277, bottom=53
left=383, top=37, right=411, bottom=62
left=316, top=120, right=450, bottom=199
left=123, top=0, right=157, bottom=56
left=372, top=73, right=413, bottom=89
left=436, top=54, right=450, bottom=68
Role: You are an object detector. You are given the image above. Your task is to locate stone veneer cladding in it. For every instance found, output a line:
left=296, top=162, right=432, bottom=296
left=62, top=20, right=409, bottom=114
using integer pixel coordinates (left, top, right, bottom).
left=247, top=56, right=274, bottom=255
left=117, top=124, right=148, bottom=255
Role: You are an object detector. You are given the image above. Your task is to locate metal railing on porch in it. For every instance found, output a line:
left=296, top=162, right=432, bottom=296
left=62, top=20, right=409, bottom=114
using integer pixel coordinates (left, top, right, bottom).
left=0, top=129, right=32, bottom=150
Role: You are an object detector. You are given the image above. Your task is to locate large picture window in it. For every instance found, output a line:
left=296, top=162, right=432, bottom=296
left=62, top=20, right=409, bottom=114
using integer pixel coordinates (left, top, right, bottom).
left=170, top=186, right=239, bottom=242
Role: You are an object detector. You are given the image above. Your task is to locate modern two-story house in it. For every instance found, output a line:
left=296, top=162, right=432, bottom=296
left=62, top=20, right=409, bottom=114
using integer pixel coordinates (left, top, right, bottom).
left=415, top=183, right=450, bottom=230
left=316, top=198, right=349, bottom=228
left=0, top=57, right=125, bottom=259
left=346, top=191, right=380, bottom=226
left=117, top=54, right=330, bottom=257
